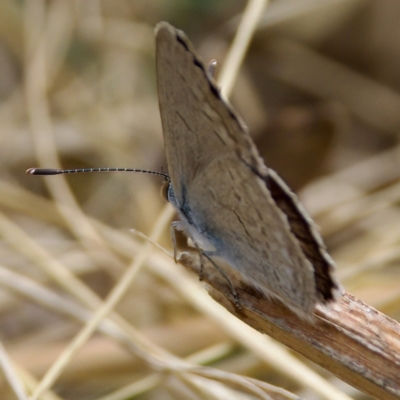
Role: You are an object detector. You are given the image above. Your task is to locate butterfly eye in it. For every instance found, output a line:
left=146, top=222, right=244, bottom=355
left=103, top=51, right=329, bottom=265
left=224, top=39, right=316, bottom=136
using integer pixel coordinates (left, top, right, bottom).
left=161, top=178, right=173, bottom=203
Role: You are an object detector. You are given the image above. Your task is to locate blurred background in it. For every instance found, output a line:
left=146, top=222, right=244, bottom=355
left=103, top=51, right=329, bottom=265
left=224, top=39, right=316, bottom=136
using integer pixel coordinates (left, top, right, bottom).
left=0, top=0, right=399, bottom=399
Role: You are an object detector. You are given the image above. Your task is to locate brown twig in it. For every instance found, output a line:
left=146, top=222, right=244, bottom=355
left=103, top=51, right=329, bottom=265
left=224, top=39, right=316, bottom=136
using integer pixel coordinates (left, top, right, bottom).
left=179, top=252, right=400, bottom=400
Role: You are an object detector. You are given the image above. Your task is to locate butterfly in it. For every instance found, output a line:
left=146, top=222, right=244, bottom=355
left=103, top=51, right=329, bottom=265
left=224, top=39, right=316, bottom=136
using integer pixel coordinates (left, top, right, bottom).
left=155, top=22, right=340, bottom=318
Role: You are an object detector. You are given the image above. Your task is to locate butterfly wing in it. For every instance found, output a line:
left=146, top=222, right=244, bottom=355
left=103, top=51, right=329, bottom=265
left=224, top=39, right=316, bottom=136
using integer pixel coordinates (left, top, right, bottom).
left=155, top=22, right=339, bottom=315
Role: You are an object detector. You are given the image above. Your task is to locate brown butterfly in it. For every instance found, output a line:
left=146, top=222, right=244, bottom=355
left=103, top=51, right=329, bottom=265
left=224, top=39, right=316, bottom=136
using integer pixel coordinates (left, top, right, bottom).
left=155, top=22, right=341, bottom=318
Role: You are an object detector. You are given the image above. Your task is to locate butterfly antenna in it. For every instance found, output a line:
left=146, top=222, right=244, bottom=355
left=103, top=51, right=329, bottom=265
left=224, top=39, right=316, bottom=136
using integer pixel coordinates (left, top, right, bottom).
left=26, top=167, right=170, bottom=180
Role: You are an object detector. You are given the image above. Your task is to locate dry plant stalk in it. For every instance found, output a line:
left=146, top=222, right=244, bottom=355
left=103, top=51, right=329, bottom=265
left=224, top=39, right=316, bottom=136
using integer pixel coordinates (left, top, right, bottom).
left=178, top=251, right=400, bottom=400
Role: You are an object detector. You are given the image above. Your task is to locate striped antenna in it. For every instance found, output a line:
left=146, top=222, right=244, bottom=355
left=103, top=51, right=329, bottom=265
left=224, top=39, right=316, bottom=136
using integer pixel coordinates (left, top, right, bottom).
left=26, top=167, right=170, bottom=180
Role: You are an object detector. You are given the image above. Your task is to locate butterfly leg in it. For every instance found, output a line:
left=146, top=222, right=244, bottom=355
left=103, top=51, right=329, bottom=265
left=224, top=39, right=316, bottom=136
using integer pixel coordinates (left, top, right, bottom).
left=200, top=251, right=241, bottom=309
left=170, top=222, right=208, bottom=280
left=170, top=221, right=209, bottom=277
left=186, top=236, right=241, bottom=309
left=170, top=222, right=240, bottom=308
left=170, top=221, right=190, bottom=262
left=189, top=236, right=241, bottom=309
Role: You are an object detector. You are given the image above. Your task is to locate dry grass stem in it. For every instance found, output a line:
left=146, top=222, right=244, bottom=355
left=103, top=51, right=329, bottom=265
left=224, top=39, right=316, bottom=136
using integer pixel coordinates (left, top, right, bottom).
left=179, top=251, right=400, bottom=400
left=218, top=0, right=269, bottom=98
